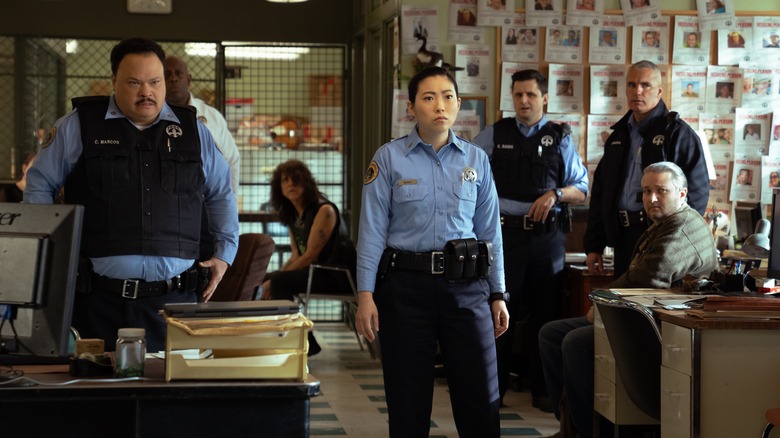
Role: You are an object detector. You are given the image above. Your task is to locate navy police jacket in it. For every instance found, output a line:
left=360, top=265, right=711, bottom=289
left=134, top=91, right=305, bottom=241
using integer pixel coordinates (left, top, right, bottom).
left=584, top=99, right=709, bottom=255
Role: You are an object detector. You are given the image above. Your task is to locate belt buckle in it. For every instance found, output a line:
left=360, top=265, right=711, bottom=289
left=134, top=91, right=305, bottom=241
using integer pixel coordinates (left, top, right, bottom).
left=431, top=251, right=444, bottom=274
left=619, top=211, right=630, bottom=227
left=121, top=279, right=140, bottom=299
left=523, top=215, right=533, bottom=230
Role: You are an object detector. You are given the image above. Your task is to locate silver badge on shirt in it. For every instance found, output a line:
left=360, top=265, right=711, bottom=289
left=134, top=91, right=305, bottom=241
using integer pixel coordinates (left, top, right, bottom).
left=462, top=167, right=477, bottom=184
left=166, top=125, right=183, bottom=138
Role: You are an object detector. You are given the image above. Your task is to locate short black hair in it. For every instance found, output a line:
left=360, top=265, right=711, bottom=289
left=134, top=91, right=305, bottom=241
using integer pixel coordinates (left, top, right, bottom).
left=510, top=69, right=548, bottom=95
left=408, top=67, right=459, bottom=103
left=110, top=37, right=166, bottom=75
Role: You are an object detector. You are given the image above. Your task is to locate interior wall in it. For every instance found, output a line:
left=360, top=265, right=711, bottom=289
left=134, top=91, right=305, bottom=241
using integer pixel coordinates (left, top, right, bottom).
left=2, top=0, right=352, bottom=44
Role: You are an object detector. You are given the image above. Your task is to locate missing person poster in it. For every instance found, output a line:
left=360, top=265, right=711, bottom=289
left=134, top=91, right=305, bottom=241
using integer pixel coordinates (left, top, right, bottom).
left=717, top=17, right=753, bottom=66
left=671, top=65, right=707, bottom=119
left=588, top=16, right=627, bottom=65
left=545, top=25, right=584, bottom=63
left=672, top=16, right=709, bottom=66
left=739, top=63, right=779, bottom=110
left=619, top=0, right=661, bottom=27
left=564, top=0, right=605, bottom=26
left=769, top=109, right=780, bottom=156
left=455, top=44, right=492, bottom=94
left=548, top=113, right=584, bottom=158
left=477, top=0, right=517, bottom=27
left=695, top=0, right=736, bottom=32
left=502, top=15, right=539, bottom=62
left=734, top=107, right=771, bottom=157
left=753, top=17, right=780, bottom=66
left=547, top=64, right=583, bottom=114
left=705, top=65, right=742, bottom=114
left=587, top=114, right=621, bottom=163
left=449, top=0, right=483, bottom=43
left=761, top=156, right=780, bottom=204
left=589, top=66, right=625, bottom=115
left=631, top=17, right=670, bottom=65
left=729, top=156, right=761, bottom=203
left=525, top=0, right=564, bottom=27
left=402, top=6, right=440, bottom=54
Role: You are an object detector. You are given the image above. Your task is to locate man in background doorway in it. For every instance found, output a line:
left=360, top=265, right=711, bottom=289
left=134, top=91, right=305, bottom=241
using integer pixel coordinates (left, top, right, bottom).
left=164, top=56, right=240, bottom=195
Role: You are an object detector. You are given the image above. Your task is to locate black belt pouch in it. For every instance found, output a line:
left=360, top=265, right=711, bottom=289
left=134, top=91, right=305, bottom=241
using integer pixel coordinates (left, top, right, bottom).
left=476, top=240, right=492, bottom=278
left=462, top=238, right=479, bottom=279
left=444, top=239, right=467, bottom=282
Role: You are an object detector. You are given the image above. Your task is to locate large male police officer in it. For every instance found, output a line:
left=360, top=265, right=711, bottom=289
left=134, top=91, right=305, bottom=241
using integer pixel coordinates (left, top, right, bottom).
left=25, top=37, right=239, bottom=352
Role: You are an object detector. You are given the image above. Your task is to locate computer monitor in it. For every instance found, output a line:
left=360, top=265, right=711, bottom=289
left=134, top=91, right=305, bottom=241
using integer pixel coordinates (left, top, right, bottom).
left=768, top=192, right=780, bottom=280
left=0, top=203, right=83, bottom=364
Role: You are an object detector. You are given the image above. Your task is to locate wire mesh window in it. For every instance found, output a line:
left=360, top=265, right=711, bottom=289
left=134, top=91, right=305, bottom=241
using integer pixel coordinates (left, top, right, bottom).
left=0, top=36, right=348, bottom=321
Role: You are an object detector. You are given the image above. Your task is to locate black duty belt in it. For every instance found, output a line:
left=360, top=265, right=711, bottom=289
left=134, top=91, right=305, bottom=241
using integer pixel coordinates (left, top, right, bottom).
left=390, top=251, right=445, bottom=275
left=92, top=267, right=199, bottom=299
left=501, top=214, right=558, bottom=233
left=618, top=210, right=646, bottom=228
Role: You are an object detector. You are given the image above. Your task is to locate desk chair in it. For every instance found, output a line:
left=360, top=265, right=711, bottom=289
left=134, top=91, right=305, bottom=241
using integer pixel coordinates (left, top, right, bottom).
left=590, top=290, right=662, bottom=425
left=298, top=264, right=378, bottom=359
left=211, top=233, right=275, bottom=302
left=763, top=408, right=780, bottom=437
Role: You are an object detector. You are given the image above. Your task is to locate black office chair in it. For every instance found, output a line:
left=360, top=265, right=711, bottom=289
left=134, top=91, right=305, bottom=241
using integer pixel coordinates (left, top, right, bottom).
left=590, top=289, right=662, bottom=423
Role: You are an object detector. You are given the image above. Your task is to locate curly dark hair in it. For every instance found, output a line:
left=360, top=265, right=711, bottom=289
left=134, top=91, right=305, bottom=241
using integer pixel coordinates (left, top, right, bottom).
left=269, top=159, right=326, bottom=226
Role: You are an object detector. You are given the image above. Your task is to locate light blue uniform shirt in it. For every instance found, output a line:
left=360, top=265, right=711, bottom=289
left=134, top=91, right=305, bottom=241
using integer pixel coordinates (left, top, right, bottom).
left=25, top=96, right=239, bottom=282
left=356, top=127, right=505, bottom=294
left=472, top=115, right=589, bottom=216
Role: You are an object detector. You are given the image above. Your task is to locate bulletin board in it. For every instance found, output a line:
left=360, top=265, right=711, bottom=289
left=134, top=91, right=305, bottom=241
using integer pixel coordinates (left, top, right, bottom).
left=492, top=8, right=780, bottom=240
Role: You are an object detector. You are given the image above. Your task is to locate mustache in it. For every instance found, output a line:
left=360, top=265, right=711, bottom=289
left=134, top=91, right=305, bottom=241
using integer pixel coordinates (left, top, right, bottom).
left=135, top=98, right=156, bottom=105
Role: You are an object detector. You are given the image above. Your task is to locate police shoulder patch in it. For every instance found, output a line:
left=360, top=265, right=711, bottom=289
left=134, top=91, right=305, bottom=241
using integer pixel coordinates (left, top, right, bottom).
left=41, top=127, right=57, bottom=148
left=364, top=161, right=379, bottom=185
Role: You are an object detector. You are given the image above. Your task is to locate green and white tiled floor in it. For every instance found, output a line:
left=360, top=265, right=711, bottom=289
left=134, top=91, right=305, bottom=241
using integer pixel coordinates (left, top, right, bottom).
left=307, top=322, right=560, bottom=437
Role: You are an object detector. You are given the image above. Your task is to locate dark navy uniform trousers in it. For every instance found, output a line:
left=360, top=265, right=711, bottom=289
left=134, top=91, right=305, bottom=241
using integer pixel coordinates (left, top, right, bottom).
left=375, top=269, right=501, bottom=438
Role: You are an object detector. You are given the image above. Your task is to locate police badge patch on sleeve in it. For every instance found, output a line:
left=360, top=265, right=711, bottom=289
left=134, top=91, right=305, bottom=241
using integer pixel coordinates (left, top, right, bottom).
left=40, top=127, right=56, bottom=148
left=364, top=161, right=379, bottom=185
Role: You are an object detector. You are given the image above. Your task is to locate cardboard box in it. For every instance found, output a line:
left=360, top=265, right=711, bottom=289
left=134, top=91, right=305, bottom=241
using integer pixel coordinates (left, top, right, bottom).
left=164, top=313, right=313, bottom=381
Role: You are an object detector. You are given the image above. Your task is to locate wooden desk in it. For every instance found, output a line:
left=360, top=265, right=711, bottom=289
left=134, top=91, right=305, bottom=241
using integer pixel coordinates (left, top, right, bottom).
left=563, top=265, right=613, bottom=318
left=655, top=309, right=780, bottom=438
left=0, top=359, right=320, bottom=438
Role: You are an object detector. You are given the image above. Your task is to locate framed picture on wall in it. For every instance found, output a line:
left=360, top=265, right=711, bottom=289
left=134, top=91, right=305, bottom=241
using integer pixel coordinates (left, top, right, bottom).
left=460, top=96, right=487, bottom=133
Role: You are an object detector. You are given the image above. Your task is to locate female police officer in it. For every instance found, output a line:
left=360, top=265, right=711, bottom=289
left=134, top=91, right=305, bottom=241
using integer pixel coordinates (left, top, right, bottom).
left=355, top=66, right=509, bottom=438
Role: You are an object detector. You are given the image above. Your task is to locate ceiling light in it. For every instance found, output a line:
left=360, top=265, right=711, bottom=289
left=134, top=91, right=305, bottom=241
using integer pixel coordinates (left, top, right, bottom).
left=184, top=43, right=309, bottom=60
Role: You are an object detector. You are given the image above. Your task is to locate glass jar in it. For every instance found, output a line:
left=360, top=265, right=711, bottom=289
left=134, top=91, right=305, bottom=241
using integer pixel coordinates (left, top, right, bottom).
left=115, top=328, right=146, bottom=377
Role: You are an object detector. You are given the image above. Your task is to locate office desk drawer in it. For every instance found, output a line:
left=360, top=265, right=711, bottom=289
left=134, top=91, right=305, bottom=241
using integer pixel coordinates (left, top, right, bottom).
left=595, top=372, right=659, bottom=425
left=594, top=334, right=616, bottom=382
left=661, top=365, right=691, bottom=438
left=661, top=322, right=692, bottom=376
